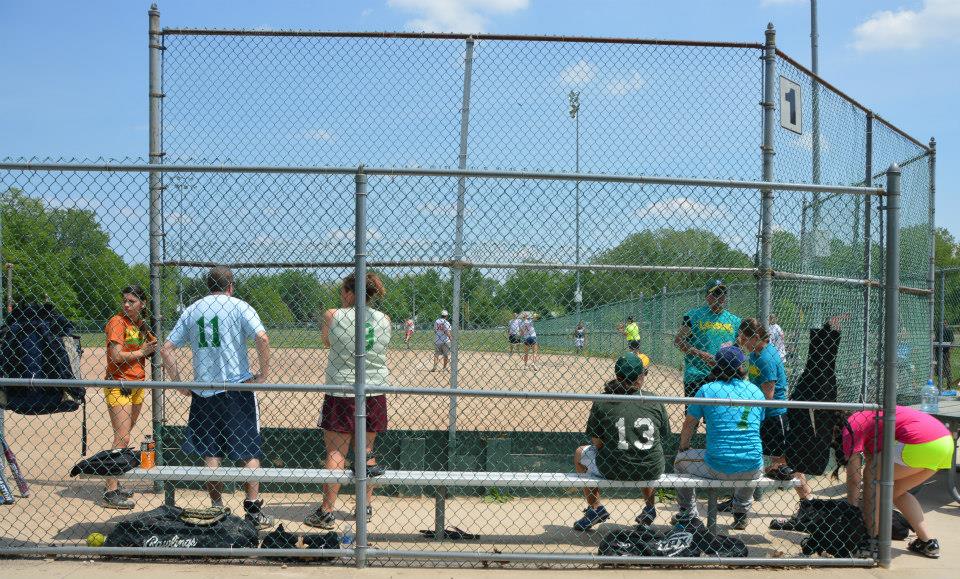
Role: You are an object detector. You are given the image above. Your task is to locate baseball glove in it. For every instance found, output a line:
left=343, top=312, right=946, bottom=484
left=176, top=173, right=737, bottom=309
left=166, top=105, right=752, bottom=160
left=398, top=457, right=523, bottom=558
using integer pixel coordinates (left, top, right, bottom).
left=180, top=506, right=230, bottom=526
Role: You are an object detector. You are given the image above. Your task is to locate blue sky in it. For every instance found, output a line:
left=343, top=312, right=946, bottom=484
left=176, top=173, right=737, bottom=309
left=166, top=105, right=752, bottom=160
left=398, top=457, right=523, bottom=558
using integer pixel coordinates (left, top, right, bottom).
left=1, top=0, right=957, bottom=248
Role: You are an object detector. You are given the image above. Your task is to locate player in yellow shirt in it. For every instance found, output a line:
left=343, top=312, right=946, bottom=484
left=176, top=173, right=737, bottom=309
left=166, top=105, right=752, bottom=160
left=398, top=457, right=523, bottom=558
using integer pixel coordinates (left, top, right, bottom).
left=618, top=316, right=641, bottom=351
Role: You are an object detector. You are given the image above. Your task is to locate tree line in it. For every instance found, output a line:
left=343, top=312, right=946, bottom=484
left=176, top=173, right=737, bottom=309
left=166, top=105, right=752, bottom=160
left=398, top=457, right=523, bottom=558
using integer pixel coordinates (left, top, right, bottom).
left=2, top=187, right=948, bottom=331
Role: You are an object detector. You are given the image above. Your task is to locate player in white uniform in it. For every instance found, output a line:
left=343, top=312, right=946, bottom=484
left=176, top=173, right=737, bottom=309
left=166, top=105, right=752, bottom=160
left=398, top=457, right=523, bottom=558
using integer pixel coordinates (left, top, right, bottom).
left=159, top=266, right=275, bottom=530
left=431, top=310, right=453, bottom=372
left=521, top=312, right=539, bottom=369
left=507, top=312, right=523, bottom=355
left=403, top=318, right=415, bottom=349
left=573, top=321, right=587, bottom=356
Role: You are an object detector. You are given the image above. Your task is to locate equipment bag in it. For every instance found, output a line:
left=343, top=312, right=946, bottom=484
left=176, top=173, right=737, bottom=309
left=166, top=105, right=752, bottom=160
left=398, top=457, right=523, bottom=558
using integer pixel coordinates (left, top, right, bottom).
left=105, top=505, right=259, bottom=549
left=598, top=518, right=747, bottom=559
left=0, top=303, right=84, bottom=415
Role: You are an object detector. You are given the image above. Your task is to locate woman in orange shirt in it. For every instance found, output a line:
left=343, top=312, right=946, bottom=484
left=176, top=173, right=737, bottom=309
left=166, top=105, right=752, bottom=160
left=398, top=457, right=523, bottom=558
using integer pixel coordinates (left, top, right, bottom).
left=101, top=285, right=156, bottom=509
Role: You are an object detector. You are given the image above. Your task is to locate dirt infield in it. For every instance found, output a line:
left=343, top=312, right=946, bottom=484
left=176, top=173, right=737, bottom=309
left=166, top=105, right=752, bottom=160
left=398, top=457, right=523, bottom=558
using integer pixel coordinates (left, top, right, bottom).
left=67, top=345, right=686, bottom=432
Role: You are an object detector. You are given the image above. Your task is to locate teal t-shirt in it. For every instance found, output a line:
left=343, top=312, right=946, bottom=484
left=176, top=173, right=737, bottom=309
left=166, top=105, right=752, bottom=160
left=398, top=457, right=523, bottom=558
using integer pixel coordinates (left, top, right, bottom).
left=682, top=306, right=741, bottom=383
left=747, top=343, right=788, bottom=418
left=687, top=379, right=764, bottom=473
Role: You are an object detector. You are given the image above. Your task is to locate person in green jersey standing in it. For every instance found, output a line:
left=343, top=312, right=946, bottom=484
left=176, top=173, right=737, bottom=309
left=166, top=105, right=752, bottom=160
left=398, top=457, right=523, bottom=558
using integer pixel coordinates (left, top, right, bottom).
left=674, top=279, right=741, bottom=398
left=572, top=352, right=670, bottom=531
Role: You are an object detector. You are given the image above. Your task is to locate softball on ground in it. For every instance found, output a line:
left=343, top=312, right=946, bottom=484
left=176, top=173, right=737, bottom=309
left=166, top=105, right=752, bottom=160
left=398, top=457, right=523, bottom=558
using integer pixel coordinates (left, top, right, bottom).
left=86, top=532, right=106, bottom=547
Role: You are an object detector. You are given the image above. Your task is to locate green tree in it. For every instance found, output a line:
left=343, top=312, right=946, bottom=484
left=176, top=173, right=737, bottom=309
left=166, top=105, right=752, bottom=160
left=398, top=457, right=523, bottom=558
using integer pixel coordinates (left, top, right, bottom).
left=234, top=275, right=294, bottom=326
left=50, top=207, right=130, bottom=322
left=0, top=188, right=79, bottom=317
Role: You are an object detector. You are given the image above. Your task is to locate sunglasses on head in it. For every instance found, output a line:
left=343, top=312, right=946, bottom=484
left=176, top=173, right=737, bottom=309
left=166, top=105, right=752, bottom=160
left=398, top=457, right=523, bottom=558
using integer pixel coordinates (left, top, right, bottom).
left=709, top=288, right=727, bottom=297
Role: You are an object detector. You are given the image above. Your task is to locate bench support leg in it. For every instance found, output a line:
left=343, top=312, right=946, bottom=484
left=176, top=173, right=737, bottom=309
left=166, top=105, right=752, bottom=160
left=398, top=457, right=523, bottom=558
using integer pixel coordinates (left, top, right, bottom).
left=164, top=482, right=176, bottom=506
left=706, top=490, right=717, bottom=533
left=433, top=489, right=446, bottom=538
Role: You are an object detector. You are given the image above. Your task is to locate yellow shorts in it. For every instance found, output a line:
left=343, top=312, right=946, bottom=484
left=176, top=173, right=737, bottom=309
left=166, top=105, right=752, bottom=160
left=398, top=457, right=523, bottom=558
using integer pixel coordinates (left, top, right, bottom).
left=104, top=387, right=145, bottom=407
left=898, top=435, right=954, bottom=471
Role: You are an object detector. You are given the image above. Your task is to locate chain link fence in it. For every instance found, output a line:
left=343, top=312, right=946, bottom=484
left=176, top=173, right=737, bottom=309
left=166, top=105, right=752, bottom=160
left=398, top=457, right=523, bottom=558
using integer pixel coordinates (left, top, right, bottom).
left=934, top=268, right=960, bottom=389
left=0, top=9, right=936, bottom=569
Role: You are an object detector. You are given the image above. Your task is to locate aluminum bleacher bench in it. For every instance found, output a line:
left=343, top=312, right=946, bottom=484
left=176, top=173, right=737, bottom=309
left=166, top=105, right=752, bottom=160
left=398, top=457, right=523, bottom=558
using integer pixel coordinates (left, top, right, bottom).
left=86, top=467, right=800, bottom=532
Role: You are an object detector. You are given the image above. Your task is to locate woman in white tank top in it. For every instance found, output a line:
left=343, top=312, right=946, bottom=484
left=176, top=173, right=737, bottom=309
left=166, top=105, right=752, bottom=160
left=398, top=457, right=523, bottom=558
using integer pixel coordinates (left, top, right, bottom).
left=304, top=272, right=392, bottom=530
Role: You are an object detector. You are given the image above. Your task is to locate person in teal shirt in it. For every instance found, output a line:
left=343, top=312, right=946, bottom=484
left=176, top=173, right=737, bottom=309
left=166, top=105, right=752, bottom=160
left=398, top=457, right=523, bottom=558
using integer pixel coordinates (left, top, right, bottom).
left=674, top=279, right=741, bottom=398
left=675, top=346, right=764, bottom=530
left=738, top=317, right=811, bottom=498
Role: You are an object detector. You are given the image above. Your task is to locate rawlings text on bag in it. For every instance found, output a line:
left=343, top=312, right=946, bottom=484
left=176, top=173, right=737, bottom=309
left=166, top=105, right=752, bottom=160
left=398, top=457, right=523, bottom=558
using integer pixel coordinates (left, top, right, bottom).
left=0, top=303, right=84, bottom=415
left=105, top=505, right=259, bottom=549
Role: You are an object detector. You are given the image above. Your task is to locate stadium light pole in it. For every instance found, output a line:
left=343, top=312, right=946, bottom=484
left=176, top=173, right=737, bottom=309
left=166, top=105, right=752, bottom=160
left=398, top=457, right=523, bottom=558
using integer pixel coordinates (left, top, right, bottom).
left=569, top=91, right=582, bottom=323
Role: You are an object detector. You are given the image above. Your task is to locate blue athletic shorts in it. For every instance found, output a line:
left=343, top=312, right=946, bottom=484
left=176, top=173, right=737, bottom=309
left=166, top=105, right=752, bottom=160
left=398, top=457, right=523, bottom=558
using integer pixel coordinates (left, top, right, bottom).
left=525, top=336, right=537, bottom=345
left=182, top=390, right=262, bottom=461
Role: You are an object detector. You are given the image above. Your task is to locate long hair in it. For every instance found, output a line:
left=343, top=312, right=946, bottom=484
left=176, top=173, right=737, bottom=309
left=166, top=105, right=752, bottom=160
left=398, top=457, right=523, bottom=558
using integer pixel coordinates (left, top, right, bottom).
left=343, top=272, right=386, bottom=302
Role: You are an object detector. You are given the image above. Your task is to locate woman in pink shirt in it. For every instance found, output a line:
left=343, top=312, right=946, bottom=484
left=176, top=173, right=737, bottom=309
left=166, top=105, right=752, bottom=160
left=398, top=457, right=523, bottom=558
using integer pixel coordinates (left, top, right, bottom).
left=838, top=406, right=951, bottom=558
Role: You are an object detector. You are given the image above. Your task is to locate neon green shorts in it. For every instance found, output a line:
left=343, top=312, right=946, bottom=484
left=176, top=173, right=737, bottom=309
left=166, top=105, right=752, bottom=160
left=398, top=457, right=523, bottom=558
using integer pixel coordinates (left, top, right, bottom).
left=897, top=435, right=954, bottom=470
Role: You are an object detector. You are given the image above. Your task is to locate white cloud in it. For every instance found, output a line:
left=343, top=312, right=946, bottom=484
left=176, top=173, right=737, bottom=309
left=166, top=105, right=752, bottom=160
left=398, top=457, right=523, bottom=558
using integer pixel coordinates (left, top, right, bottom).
left=417, top=202, right=473, bottom=218
left=119, top=206, right=143, bottom=219
left=302, top=129, right=336, bottom=142
left=794, top=131, right=830, bottom=154
left=387, top=0, right=529, bottom=33
left=639, top=197, right=730, bottom=221
left=327, top=227, right=383, bottom=242
left=605, top=71, right=645, bottom=96
left=165, top=212, right=192, bottom=225
left=559, top=59, right=595, bottom=87
left=853, top=0, right=960, bottom=52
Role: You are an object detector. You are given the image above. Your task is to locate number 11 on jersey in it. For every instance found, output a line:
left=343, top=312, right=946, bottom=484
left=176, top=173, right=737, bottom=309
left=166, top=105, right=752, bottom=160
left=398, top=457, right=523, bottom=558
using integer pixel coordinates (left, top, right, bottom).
left=197, top=315, right=221, bottom=348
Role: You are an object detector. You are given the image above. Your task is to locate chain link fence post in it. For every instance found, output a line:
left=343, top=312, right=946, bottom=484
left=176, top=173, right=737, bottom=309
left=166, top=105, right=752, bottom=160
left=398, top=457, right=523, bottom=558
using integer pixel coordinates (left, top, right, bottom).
left=440, top=36, right=475, bottom=534
left=878, top=163, right=901, bottom=568
left=353, top=166, right=369, bottom=568
left=147, top=3, right=168, bottom=499
left=758, top=23, right=775, bottom=325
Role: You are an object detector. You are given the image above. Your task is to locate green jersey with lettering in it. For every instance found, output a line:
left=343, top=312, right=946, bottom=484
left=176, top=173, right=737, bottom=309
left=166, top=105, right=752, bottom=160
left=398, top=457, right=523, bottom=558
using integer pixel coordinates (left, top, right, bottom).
left=326, top=307, right=391, bottom=395
left=682, top=306, right=741, bottom=384
left=585, top=386, right=671, bottom=481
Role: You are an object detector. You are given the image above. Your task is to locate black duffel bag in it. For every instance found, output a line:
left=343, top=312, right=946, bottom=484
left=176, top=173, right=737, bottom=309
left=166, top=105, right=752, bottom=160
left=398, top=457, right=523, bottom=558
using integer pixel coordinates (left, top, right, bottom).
left=105, top=505, right=258, bottom=549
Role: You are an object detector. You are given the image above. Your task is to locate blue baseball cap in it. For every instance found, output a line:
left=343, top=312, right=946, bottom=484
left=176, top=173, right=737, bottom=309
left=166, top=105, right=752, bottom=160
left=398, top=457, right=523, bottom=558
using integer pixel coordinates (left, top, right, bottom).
left=714, top=346, right=745, bottom=372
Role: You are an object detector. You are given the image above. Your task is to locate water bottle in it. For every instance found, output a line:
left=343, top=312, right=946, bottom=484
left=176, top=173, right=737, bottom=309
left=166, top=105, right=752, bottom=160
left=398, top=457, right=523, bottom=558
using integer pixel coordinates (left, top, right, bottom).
left=920, top=379, right=939, bottom=413
left=340, top=522, right=354, bottom=546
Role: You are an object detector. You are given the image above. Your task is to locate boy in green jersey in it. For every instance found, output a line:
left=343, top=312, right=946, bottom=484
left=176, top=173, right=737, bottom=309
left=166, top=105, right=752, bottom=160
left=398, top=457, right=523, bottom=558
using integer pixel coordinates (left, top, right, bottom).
left=572, top=352, right=670, bottom=531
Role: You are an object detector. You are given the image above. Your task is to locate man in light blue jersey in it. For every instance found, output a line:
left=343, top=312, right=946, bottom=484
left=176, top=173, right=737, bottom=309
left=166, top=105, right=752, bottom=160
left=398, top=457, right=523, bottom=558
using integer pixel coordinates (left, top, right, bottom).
left=160, top=266, right=275, bottom=530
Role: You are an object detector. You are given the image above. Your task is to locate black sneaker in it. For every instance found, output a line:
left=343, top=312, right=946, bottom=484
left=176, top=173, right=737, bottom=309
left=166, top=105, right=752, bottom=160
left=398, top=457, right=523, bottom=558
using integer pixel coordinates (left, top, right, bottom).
left=731, top=512, right=749, bottom=531
left=716, top=498, right=733, bottom=513
left=365, top=505, right=373, bottom=523
left=100, top=490, right=135, bottom=510
left=907, top=538, right=940, bottom=559
left=634, top=505, right=657, bottom=527
left=769, top=516, right=802, bottom=531
left=304, top=507, right=336, bottom=529
left=765, top=465, right=796, bottom=481
left=573, top=505, right=610, bottom=532
left=366, top=463, right=386, bottom=478
left=116, top=484, right=134, bottom=499
left=243, top=498, right=276, bottom=530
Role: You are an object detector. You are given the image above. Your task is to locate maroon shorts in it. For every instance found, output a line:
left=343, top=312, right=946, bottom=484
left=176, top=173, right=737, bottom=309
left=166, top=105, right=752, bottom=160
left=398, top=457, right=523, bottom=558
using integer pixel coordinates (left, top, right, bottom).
left=319, top=394, right=388, bottom=433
